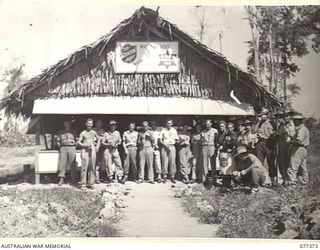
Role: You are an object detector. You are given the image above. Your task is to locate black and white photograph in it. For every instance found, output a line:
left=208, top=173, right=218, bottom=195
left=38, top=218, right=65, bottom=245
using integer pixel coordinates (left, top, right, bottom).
left=0, top=0, right=319, bottom=243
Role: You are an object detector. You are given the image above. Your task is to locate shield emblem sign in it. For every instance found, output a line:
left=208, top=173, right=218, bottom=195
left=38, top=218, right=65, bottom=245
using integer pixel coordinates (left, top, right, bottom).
left=120, top=44, right=137, bottom=63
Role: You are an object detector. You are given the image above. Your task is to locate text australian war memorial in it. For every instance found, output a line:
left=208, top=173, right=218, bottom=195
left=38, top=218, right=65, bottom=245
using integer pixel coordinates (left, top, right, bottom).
left=0, top=7, right=281, bottom=182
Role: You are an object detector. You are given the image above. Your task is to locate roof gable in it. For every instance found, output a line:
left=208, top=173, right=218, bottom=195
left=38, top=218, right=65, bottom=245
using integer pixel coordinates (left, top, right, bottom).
left=0, top=6, right=281, bottom=116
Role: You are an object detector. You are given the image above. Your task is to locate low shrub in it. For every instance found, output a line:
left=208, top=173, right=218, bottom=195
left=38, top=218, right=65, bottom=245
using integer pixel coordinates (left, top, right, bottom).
left=178, top=143, right=320, bottom=239
left=180, top=185, right=220, bottom=224
left=0, top=132, right=35, bottom=147
left=0, top=185, right=120, bottom=237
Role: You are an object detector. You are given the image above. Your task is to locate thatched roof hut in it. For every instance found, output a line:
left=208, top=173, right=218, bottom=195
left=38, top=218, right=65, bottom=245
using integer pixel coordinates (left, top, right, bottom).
left=0, top=6, right=281, bottom=120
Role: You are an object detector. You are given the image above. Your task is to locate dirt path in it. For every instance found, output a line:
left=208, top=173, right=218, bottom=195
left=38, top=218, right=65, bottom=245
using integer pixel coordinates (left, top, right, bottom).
left=119, top=182, right=217, bottom=237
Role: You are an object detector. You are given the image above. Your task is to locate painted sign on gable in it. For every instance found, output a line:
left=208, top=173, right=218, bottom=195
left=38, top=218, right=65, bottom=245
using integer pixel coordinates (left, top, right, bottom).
left=115, top=41, right=180, bottom=73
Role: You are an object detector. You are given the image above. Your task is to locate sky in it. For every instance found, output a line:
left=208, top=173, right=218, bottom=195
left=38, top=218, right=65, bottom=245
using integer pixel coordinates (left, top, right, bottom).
left=0, top=1, right=319, bottom=117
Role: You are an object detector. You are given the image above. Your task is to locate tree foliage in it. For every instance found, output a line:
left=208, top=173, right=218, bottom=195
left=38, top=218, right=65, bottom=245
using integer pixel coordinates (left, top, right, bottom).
left=245, top=6, right=320, bottom=106
left=1, top=63, right=26, bottom=95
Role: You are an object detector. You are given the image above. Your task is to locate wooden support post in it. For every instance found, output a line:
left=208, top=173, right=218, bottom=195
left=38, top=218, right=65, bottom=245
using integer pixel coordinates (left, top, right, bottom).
left=40, top=119, right=48, bottom=150
left=23, top=164, right=31, bottom=183
left=36, top=122, right=41, bottom=145
left=35, top=173, right=40, bottom=184
left=35, top=149, right=40, bottom=184
left=51, top=133, right=55, bottom=149
left=43, top=134, right=48, bottom=150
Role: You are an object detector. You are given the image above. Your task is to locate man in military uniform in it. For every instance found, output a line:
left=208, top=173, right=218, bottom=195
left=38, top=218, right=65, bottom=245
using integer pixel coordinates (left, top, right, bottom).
left=237, top=119, right=258, bottom=154
left=191, top=123, right=203, bottom=183
left=252, top=108, right=277, bottom=186
left=93, top=120, right=105, bottom=184
left=78, top=118, right=100, bottom=188
left=101, top=120, right=123, bottom=182
left=218, top=120, right=227, bottom=150
left=200, top=119, right=219, bottom=184
left=177, top=125, right=193, bottom=184
left=233, top=146, right=266, bottom=193
left=160, top=119, right=179, bottom=183
left=56, top=120, right=77, bottom=186
left=121, top=122, right=138, bottom=183
left=137, top=121, right=155, bottom=184
left=275, top=109, right=295, bottom=186
left=287, top=114, right=310, bottom=185
left=151, top=121, right=162, bottom=183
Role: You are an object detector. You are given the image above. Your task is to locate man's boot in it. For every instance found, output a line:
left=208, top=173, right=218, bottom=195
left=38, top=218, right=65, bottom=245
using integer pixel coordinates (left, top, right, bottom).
left=162, top=175, right=167, bottom=183
left=271, top=177, right=278, bottom=187
left=95, top=170, right=101, bottom=184
left=171, top=176, right=176, bottom=184
left=58, top=177, right=64, bottom=186
left=156, top=174, right=162, bottom=183
left=182, top=176, right=189, bottom=184
left=121, top=175, right=128, bottom=184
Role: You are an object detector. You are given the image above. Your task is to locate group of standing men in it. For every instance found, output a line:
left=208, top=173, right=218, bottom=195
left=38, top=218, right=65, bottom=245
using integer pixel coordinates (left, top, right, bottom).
left=56, top=108, right=310, bottom=192
left=229, top=108, right=310, bottom=191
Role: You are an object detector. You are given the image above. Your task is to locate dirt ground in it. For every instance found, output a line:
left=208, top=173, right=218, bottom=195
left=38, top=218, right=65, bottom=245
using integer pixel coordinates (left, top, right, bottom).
left=119, top=182, right=217, bottom=237
left=0, top=183, right=126, bottom=237
left=0, top=146, right=39, bottom=182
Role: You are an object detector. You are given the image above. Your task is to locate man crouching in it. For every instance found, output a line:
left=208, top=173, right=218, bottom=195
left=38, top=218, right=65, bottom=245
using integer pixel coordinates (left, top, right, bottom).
left=233, top=146, right=266, bottom=193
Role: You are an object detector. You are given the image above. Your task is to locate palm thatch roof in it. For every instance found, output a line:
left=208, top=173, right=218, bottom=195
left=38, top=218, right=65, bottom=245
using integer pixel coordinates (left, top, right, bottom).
left=0, top=6, right=281, bottom=116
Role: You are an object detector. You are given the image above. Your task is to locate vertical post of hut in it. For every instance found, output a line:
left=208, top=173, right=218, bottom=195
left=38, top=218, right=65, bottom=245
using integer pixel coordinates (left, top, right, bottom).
left=51, top=133, right=55, bottom=149
left=41, top=119, right=49, bottom=150
left=35, top=147, right=40, bottom=184
left=35, top=121, right=41, bottom=145
left=35, top=115, right=42, bottom=184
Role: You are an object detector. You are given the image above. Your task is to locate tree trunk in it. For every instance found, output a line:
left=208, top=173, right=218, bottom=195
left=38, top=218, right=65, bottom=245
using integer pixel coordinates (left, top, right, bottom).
left=274, top=49, right=280, bottom=95
left=283, top=41, right=288, bottom=104
left=254, top=33, right=260, bottom=79
left=245, top=6, right=260, bottom=81
left=268, top=28, right=275, bottom=93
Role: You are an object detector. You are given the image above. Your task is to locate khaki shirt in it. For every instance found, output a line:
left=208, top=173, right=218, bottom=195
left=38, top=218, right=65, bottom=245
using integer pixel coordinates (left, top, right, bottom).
left=123, top=130, right=138, bottom=147
left=138, top=130, right=154, bottom=149
left=235, top=154, right=264, bottom=172
left=161, top=127, right=179, bottom=145
left=103, top=130, right=121, bottom=146
left=201, top=128, right=218, bottom=146
left=57, top=130, right=76, bottom=146
left=257, top=120, right=274, bottom=139
left=295, top=124, right=310, bottom=147
left=151, top=130, right=162, bottom=149
left=178, top=132, right=191, bottom=146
